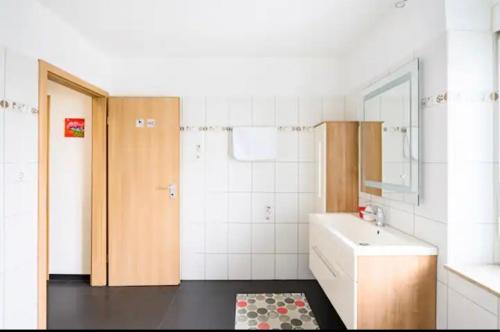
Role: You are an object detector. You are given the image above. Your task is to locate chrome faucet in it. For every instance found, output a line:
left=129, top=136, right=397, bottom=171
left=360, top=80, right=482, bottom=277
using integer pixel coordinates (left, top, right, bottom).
left=365, top=204, right=385, bottom=227
left=375, top=206, right=385, bottom=227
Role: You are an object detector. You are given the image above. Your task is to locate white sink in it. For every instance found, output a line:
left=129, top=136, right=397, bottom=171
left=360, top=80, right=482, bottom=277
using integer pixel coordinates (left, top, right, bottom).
left=311, top=213, right=437, bottom=257
left=309, top=213, right=437, bottom=329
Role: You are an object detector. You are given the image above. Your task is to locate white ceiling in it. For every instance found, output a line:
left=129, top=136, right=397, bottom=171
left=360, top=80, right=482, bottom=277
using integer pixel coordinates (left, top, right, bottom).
left=38, top=0, right=396, bottom=57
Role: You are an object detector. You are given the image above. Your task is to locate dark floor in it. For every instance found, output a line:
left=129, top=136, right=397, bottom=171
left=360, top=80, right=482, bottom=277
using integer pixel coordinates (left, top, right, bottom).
left=48, top=280, right=346, bottom=330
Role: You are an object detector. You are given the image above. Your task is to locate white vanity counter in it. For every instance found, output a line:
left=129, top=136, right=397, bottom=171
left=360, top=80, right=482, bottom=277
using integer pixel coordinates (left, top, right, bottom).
left=310, top=213, right=437, bottom=257
left=309, top=213, right=437, bottom=329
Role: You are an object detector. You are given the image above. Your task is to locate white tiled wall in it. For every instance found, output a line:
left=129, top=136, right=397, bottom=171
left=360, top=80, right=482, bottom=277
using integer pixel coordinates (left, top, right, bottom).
left=446, top=3, right=498, bottom=268
left=180, top=95, right=344, bottom=280
left=346, top=1, right=500, bottom=329
left=0, top=45, right=5, bottom=330
left=444, top=2, right=500, bottom=327
left=0, top=48, right=39, bottom=329
left=345, top=25, right=450, bottom=329
left=0, top=1, right=494, bottom=329
left=351, top=31, right=449, bottom=264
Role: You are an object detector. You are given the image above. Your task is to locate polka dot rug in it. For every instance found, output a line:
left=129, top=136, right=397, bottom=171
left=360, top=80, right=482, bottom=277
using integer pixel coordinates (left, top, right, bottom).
left=235, top=293, right=319, bottom=330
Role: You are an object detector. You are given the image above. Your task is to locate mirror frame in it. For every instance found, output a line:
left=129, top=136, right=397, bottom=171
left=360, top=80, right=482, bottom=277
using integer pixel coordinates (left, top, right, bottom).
left=360, top=58, right=420, bottom=205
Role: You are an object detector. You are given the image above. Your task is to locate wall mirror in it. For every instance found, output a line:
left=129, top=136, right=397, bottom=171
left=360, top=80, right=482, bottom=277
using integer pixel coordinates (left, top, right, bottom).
left=360, top=59, right=420, bottom=205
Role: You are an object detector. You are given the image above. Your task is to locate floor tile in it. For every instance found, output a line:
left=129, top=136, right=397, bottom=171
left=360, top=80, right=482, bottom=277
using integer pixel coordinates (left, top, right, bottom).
left=48, top=280, right=345, bottom=330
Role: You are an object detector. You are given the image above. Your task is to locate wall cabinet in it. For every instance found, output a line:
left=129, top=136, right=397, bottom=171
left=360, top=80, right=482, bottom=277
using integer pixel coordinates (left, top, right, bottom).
left=313, top=122, right=359, bottom=213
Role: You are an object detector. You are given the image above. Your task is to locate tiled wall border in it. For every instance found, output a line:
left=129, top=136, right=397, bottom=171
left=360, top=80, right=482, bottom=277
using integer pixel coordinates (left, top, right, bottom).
left=0, top=99, right=38, bottom=114
left=10, top=89, right=497, bottom=113
left=421, top=93, right=448, bottom=108
left=421, top=91, right=500, bottom=108
left=180, top=126, right=315, bottom=132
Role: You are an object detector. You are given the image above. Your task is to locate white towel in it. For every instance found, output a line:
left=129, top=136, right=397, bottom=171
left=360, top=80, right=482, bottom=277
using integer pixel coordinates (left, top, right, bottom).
left=403, top=127, right=419, bottom=161
left=232, top=127, right=277, bottom=161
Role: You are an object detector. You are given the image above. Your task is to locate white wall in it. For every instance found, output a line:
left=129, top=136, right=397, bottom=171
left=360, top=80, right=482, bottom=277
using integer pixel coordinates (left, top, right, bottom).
left=0, top=46, right=4, bottom=331
left=106, top=56, right=346, bottom=97
left=446, top=0, right=498, bottom=267
left=344, top=0, right=449, bottom=328
left=48, top=81, right=92, bottom=275
left=106, top=34, right=347, bottom=282
left=0, top=1, right=348, bottom=327
left=0, top=47, right=39, bottom=329
left=180, top=96, right=345, bottom=280
left=345, top=0, right=500, bottom=329
left=444, top=0, right=500, bottom=328
left=1, top=0, right=497, bottom=329
left=344, top=0, right=447, bottom=95
left=0, top=0, right=108, bottom=327
left=0, top=0, right=109, bottom=90
left=109, top=56, right=347, bottom=281
left=105, top=24, right=347, bottom=282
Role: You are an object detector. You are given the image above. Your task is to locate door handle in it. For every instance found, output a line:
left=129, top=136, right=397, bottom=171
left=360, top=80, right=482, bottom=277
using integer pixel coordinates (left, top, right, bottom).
left=157, top=184, right=177, bottom=200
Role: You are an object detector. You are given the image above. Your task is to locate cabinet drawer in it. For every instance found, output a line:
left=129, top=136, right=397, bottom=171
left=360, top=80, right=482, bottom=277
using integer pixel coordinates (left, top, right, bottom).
left=309, top=221, right=355, bottom=280
left=310, top=245, right=356, bottom=329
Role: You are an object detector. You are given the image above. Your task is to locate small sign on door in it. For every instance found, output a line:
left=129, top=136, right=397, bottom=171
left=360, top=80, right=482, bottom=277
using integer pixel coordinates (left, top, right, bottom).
left=147, top=119, right=157, bottom=128
left=136, top=118, right=145, bottom=128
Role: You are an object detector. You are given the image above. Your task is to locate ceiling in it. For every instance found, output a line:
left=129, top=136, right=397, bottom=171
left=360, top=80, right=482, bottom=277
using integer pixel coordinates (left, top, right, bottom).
left=38, top=0, right=397, bottom=58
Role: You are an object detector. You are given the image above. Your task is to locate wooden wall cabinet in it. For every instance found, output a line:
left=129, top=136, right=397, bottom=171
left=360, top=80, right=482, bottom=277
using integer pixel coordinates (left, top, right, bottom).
left=359, top=122, right=383, bottom=196
left=313, top=122, right=359, bottom=213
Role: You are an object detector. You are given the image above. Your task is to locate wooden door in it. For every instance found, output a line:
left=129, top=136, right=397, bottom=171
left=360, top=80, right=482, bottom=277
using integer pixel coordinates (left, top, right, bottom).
left=108, top=97, right=180, bottom=286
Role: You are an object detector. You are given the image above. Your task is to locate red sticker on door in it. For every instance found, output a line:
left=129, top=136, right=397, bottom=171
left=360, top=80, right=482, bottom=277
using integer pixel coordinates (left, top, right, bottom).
left=65, top=118, right=85, bottom=138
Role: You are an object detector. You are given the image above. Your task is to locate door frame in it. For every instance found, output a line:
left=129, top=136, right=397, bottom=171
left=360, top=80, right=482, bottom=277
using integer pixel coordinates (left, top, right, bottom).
left=37, top=60, right=108, bottom=329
